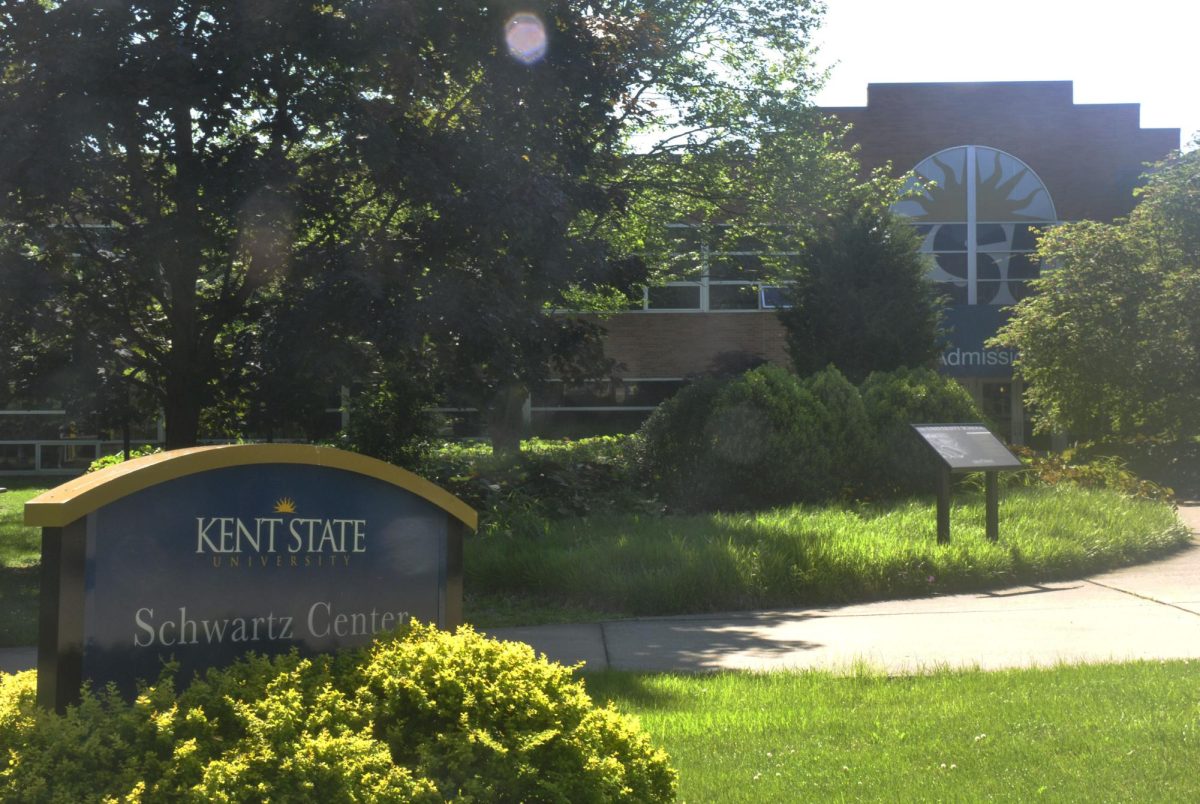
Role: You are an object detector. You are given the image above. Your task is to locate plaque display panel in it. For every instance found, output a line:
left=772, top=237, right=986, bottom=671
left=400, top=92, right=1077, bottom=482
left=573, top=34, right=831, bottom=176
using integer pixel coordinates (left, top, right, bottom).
left=912, top=424, right=1023, bottom=472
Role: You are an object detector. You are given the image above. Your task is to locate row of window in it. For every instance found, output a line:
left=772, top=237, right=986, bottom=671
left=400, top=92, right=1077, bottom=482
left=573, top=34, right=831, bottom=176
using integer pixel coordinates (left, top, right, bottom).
left=642, top=282, right=791, bottom=311
left=640, top=145, right=1060, bottom=312
left=637, top=225, right=1050, bottom=312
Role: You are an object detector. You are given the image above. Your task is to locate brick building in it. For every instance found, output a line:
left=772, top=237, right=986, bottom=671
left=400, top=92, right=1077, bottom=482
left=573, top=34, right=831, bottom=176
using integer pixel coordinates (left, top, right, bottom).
left=538, top=82, right=1180, bottom=441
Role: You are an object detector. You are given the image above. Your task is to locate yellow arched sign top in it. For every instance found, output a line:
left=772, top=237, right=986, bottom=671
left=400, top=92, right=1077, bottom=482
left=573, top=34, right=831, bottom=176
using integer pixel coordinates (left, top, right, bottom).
left=25, top=444, right=477, bottom=531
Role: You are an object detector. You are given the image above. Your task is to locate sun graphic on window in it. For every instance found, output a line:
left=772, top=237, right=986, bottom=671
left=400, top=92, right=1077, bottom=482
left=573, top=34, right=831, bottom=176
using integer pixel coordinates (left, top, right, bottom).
left=273, top=497, right=297, bottom=514
left=897, top=146, right=1055, bottom=223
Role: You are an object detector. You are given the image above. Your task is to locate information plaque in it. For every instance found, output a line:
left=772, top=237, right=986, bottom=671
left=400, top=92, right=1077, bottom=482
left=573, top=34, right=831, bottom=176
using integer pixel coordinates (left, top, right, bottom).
left=912, top=424, right=1023, bottom=472
left=911, top=423, right=1024, bottom=545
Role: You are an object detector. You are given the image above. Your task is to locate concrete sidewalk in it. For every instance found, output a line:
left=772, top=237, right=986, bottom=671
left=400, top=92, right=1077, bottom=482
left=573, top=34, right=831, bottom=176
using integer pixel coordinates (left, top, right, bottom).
left=4, top=509, right=1198, bottom=677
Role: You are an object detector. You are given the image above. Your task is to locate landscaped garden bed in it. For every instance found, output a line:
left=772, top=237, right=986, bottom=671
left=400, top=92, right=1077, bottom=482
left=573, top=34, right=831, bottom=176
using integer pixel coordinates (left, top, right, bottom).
left=466, top=486, right=1189, bottom=624
left=1, top=429, right=1193, bottom=640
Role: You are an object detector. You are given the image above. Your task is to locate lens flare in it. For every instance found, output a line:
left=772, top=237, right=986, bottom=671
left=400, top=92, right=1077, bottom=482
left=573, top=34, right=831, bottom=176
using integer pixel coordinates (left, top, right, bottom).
left=505, top=13, right=547, bottom=64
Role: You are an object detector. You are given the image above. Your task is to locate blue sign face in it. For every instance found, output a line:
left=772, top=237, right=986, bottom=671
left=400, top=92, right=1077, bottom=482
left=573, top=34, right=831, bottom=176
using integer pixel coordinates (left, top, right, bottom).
left=79, top=463, right=450, bottom=692
left=940, top=305, right=1017, bottom=378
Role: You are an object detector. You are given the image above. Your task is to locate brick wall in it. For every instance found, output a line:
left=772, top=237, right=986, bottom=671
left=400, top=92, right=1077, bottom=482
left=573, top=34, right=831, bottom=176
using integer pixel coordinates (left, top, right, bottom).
left=825, top=81, right=1180, bottom=222
left=578, top=312, right=791, bottom=377
left=580, top=82, right=1179, bottom=388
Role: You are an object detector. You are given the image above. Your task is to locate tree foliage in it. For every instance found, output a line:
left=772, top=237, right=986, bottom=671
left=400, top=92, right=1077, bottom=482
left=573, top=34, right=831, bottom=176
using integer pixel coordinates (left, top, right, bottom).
left=0, top=0, right=866, bottom=450
left=777, top=201, right=945, bottom=383
left=992, top=148, right=1200, bottom=438
left=0, top=1, right=656, bottom=446
left=606, top=0, right=879, bottom=284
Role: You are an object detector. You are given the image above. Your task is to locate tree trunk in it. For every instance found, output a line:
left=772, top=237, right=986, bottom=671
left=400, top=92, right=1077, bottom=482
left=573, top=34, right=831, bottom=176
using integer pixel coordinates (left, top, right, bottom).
left=163, top=372, right=203, bottom=449
left=487, top=384, right=529, bottom=457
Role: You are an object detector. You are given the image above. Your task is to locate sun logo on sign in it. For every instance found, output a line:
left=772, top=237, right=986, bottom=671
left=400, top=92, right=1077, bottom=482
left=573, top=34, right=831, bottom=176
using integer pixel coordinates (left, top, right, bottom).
left=273, top=497, right=297, bottom=514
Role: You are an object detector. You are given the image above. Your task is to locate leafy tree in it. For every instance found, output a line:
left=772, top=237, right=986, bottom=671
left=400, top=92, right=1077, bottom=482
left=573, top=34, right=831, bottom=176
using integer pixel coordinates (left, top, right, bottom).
left=0, top=1, right=654, bottom=448
left=604, top=1, right=875, bottom=286
left=992, top=148, right=1200, bottom=438
left=0, top=0, right=862, bottom=452
left=777, top=201, right=946, bottom=383
left=0, top=2, right=366, bottom=446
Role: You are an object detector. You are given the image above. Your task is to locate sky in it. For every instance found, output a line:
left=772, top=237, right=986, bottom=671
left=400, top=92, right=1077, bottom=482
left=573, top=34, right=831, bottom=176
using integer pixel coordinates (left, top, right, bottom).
left=810, top=0, right=1196, bottom=151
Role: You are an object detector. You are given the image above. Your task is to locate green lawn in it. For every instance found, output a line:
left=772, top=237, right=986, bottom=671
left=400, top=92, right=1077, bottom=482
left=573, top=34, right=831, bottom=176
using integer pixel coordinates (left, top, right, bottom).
left=586, top=662, right=1200, bottom=802
left=0, top=483, right=45, bottom=647
left=468, top=487, right=1190, bottom=622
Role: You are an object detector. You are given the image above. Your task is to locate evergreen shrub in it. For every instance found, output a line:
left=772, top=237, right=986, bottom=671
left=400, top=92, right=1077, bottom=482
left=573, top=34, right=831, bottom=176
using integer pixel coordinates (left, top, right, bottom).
left=422, top=436, right=656, bottom=535
left=801, top=366, right=871, bottom=496
left=635, top=376, right=725, bottom=510
left=638, top=365, right=985, bottom=509
left=86, top=445, right=162, bottom=473
left=0, top=624, right=676, bottom=802
left=639, top=365, right=835, bottom=510
left=859, top=367, right=983, bottom=495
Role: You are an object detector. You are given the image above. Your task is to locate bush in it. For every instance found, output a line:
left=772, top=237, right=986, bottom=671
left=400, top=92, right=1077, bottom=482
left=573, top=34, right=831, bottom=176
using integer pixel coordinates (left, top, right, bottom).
left=421, top=435, right=656, bottom=535
left=338, top=372, right=443, bottom=469
left=0, top=623, right=677, bottom=802
left=638, top=365, right=992, bottom=509
left=639, top=365, right=835, bottom=511
left=801, top=366, right=872, bottom=496
left=779, top=203, right=944, bottom=384
left=1014, top=448, right=1173, bottom=501
left=634, top=377, right=726, bottom=510
left=86, top=444, right=162, bottom=473
left=859, top=367, right=983, bottom=496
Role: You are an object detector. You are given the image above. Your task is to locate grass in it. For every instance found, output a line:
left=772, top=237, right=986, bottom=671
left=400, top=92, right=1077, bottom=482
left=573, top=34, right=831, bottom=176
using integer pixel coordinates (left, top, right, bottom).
left=0, top=482, right=45, bottom=647
left=585, top=661, right=1200, bottom=802
left=467, top=486, right=1190, bottom=620
left=3, top=483, right=1192, bottom=635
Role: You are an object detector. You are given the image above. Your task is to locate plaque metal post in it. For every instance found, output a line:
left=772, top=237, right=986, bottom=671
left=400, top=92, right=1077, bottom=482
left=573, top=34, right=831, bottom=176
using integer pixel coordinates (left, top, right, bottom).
left=985, top=470, right=999, bottom=542
left=936, top=467, right=951, bottom=545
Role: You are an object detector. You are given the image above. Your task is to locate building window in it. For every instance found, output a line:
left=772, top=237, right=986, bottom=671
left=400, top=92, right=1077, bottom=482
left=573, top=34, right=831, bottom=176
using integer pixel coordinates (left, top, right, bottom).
left=527, top=378, right=687, bottom=437
left=641, top=224, right=796, bottom=312
left=893, top=145, right=1057, bottom=305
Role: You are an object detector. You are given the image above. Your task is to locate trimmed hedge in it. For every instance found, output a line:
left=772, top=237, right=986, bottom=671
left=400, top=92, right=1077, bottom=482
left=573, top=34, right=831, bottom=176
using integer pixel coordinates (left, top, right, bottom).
left=801, top=366, right=872, bottom=496
left=0, top=623, right=676, bottom=802
left=639, top=366, right=838, bottom=511
left=638, top=365, right=985, bottom=510
left=860, top=366, right=984, bottom=496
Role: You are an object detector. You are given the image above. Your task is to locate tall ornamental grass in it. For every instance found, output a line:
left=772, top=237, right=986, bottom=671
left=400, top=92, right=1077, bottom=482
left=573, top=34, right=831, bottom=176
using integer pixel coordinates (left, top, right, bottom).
left=467, top=487, right=1188, bottom=616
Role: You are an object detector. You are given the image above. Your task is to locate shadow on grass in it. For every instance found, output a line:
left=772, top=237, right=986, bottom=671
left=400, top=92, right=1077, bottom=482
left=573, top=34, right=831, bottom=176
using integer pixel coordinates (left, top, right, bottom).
left=581, top=670, right=689, bottom=710
left=0, top=565, right=39, bottom=647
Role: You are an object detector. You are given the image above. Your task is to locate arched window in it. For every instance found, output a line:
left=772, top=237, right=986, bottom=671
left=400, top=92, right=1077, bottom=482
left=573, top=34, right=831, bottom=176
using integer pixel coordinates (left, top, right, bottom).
left=893, top=146, right=1057, bottom=306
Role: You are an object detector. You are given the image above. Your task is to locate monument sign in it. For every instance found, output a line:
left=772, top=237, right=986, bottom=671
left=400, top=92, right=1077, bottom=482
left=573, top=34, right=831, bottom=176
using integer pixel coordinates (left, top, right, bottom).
left=26, top=444, right=476, bottom=711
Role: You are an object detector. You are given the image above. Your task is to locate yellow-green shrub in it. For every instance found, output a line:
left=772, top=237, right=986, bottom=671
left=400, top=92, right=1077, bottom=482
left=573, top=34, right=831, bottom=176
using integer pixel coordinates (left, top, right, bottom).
left=0, top=624, right=676, bottom=802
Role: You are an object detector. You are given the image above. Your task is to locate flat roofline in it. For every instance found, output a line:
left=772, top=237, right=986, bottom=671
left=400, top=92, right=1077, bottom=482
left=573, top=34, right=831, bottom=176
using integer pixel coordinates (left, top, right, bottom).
left=820, top=81, right=1181, bottom=143
left=864, top=80, right=1074, bottom=89
left=861, top=80, right=1075, bottom=105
